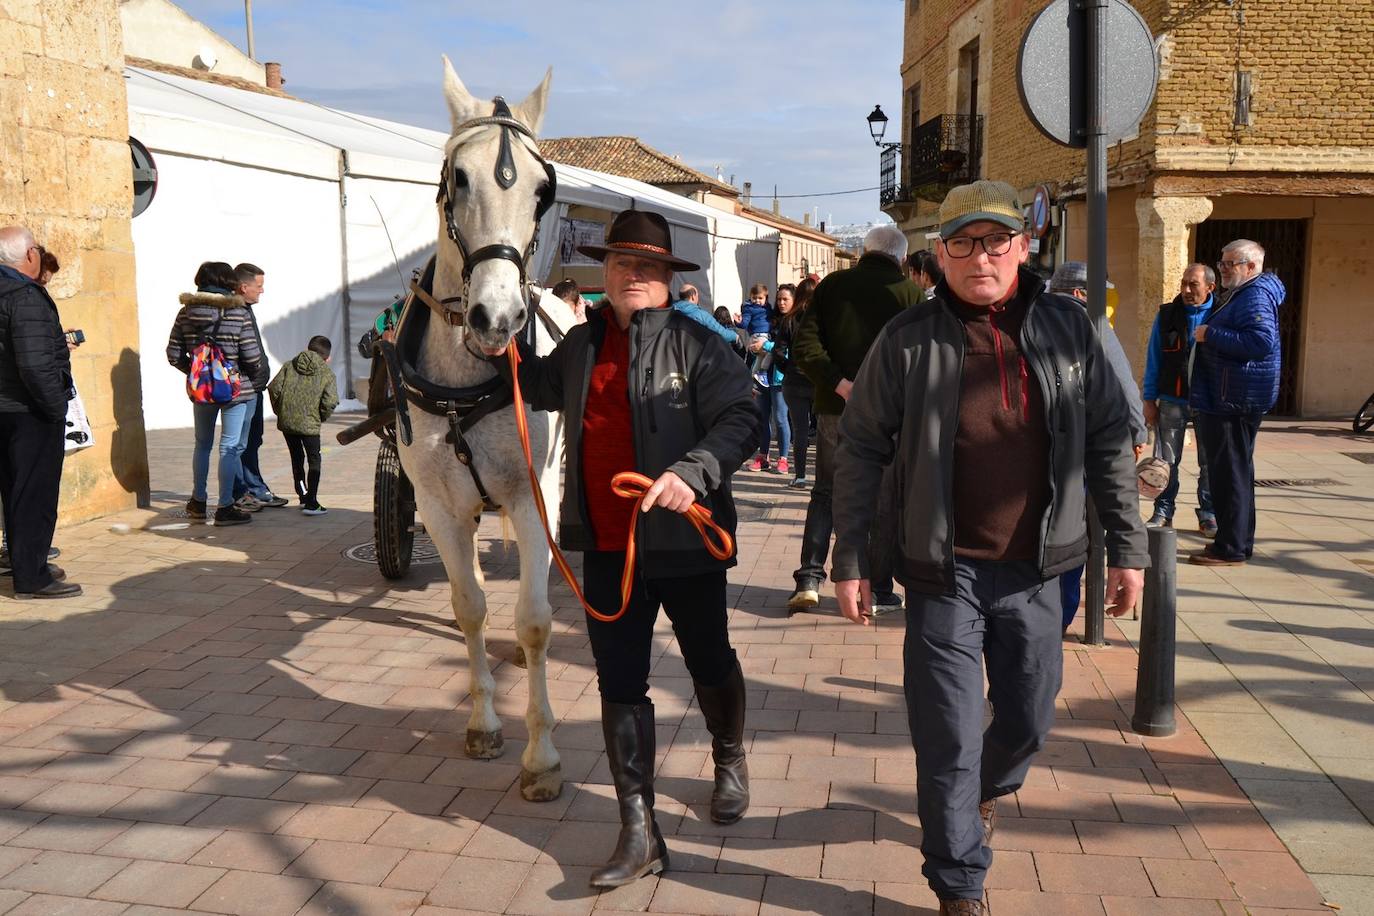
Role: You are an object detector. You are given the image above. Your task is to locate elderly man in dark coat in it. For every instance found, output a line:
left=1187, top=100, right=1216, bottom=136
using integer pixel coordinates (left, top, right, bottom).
left=0, top=226, right=81, bottom=599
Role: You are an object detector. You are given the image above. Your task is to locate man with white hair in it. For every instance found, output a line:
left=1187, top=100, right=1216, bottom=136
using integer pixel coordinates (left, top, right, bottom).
left=786, top=223, right=921, bottom=613
left=0, top=225, right=81, bottom=599
left=1188, top=238, right=1285, bottom=566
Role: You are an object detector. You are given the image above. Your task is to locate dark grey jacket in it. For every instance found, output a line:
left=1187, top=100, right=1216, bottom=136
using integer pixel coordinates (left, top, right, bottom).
left=166, top=291, right=266, bottom=405
left=832, top=268, right=1149, bottom=595
left=0, top=268, right=70, bottom=422
left=510, top=303, right=756, bottom=577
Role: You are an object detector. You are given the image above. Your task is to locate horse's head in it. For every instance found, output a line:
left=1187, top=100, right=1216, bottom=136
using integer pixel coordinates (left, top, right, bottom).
left=438, top=56, right=555, bottom=353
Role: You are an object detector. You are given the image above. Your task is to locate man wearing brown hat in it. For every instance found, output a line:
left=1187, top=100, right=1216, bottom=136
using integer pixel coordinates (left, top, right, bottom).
left=500, top=209, right=757, bottom=889
left=828, top=181, right=1148, bottom=914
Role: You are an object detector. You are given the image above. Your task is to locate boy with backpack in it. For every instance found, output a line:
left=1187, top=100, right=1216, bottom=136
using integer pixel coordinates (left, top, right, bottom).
left=267, top=335, right=339, bottom=515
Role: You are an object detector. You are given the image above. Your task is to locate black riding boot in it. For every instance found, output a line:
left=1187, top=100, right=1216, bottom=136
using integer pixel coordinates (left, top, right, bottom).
left=694, top=661, right=750, bottom=824
left=589, top=701, right=669, bottom=889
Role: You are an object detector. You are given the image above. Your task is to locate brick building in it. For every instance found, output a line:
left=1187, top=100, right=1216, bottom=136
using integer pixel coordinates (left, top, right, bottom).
left=883, top=0, right=1374, bottom=417
left=1, top=0, right=150, bottom=521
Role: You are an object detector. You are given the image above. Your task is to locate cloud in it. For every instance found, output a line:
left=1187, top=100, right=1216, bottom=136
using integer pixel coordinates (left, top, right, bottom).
left=172, top=1, right=903, bottom=224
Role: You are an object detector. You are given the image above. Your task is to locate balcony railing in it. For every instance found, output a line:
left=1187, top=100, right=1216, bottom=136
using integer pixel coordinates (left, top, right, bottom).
left=878, top=113, right=985, bottom=208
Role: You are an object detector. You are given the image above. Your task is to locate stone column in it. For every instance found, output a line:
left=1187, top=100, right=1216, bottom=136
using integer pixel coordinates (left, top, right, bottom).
left=2, top=1, right=151, bottom=521
left=1133, top=195, right=1214, bottom=373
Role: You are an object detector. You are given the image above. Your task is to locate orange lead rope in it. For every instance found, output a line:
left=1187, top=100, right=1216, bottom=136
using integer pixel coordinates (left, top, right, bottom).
left=506, top=345, right=734, bottom=623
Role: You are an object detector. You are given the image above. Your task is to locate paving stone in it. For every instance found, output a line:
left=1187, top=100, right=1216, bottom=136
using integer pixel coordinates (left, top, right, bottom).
left=0, top=850, right=130, bottom=896
left=91, top=859, right=225, bottom=907
left=191, top=869, right=322, bottom=916
left=1142, top=858, right=1238, bottom=899
left=649, top=871, right=765, bottom=915
left=9, top=814, right=132, bottom=853
left=97, top=822, right=222, bottom=863
left=1212, top=850, right=1326, bottom=909
left=284, top=839, right=406, bottom=884
left=1034, top=851, right=1155, bottom=896
left=427, top=856, right=530, bottom=912
left=297, top=881, right=426, bottom=915
left=276, top=803, right=389, bottom=843
left=188, top=831, right=313, bottom=873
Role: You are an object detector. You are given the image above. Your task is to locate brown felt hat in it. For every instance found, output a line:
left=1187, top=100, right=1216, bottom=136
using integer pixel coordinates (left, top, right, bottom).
left=577, top=210, right=700, bottom=272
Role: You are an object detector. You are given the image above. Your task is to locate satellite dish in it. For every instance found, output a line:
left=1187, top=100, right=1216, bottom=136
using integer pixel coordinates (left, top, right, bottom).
left=194, top=47, right=218, bottom=71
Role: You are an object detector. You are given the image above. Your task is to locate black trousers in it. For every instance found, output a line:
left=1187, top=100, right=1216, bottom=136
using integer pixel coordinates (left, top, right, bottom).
left=0, top=412, right=65, bottom=592
left=794, top=414, right=896, bottom=595
left=1195, top=409, right=1263, bottom=561
left=583, top=550, right=737, bottom=705
left=283, top=433, right=322, bottom=505
left=782, top=384, right=813, bottom=479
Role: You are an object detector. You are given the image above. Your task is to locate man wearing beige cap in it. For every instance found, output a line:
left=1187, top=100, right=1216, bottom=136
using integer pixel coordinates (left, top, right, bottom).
left=828, top=181, right=1147, bottom=914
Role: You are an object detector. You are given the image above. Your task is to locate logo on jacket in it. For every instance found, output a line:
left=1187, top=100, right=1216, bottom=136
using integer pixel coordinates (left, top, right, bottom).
left=665, top=372, right=689, bottom=409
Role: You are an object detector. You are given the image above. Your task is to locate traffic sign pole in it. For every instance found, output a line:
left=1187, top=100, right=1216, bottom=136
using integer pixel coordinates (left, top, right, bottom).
left=1083, top=0, right=1109, bottom=647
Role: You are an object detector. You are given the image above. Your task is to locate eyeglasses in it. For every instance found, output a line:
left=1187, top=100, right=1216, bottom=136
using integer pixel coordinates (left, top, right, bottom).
left=942, top=231, right=1019, bottom=259
left=1217, top=259, right=1251, bottom=270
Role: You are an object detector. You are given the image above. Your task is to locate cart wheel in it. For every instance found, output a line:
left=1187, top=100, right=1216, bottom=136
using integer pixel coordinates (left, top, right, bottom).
left=1355, top=392, right=1374, bottom=432
left=374, top=439, right=415, bottom=579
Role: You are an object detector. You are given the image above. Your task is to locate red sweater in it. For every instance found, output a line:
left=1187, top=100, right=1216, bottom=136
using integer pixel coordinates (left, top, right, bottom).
left=581, top=318, right=637, bottom=551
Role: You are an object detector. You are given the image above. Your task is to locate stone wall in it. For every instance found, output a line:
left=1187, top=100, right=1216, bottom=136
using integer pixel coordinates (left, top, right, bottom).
left=0, top=0, right=150, bottom=521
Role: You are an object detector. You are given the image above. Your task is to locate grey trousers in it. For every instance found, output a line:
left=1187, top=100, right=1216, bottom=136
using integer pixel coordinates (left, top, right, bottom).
left=903, top=558, right=1062, bottom=900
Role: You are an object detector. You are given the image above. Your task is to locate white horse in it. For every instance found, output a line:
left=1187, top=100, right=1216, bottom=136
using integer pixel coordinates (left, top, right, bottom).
left=396, top=58, right=568, bottom=801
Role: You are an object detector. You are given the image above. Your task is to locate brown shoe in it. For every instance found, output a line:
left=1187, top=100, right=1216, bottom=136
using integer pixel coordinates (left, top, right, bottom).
left=1188, top=550, right=1245, bottom=567
left=939, top=897, right=985, bottom=915
left=979, top=797, right=997, bottom=845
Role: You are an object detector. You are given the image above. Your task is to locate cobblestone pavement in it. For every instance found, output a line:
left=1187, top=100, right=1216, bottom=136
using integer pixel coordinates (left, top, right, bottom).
left=0, top=414, right=1367, bottom=914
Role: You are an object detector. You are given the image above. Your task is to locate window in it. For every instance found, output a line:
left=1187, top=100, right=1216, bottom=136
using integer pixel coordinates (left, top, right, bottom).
left=957, top=39, right=980, bottom=123
left=906, top=83, right=922, bottom=147
left=906, top=0, right=920, bottom=19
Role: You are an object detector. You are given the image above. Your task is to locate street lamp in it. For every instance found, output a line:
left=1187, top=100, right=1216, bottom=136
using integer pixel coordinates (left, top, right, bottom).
left=867, top=105, right=890, bottom=146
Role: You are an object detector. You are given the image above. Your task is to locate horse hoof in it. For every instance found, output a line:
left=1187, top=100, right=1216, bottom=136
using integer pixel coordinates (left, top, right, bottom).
left=465, top=728, right=504, bottom=759
left=513, top=645, right=528, bottom=669
left=520, top=763, right=563, bottom=802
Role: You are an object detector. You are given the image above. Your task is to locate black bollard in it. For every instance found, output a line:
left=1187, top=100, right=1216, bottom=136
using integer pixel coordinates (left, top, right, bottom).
left=1132, top=525, right=1177, bottom=737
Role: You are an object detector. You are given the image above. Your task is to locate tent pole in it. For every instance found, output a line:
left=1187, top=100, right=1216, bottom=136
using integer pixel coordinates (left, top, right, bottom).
left=245, top=0, right=256, bottom=61
left=338, top=151, right=355, bottom=399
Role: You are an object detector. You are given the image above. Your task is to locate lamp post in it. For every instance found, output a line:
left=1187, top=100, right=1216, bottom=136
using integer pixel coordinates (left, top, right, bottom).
left=867, top=104, right=900, bottom=150
left=868, top=105, right=901, bottom=207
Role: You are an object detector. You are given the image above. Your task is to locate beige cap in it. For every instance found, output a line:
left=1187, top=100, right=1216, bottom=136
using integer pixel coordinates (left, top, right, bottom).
left=938, top=180, right=1025, bottom=238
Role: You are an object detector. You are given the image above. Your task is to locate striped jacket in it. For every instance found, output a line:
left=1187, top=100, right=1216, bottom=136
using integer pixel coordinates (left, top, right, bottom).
left=166, top=289, right=265, bottom=405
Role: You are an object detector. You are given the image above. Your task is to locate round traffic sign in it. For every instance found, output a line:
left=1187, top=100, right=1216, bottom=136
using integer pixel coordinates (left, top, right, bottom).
left=1017, top=0, right=1158, bottom=149
left=1031, top=185, right=1053, bottom=238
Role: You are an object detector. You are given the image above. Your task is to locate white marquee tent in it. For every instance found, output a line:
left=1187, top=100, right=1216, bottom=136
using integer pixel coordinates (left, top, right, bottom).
left=125, top=66, right=779, bottom=430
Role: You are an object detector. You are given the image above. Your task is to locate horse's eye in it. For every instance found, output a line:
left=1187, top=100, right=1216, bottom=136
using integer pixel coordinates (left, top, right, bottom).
left=451, top=168, right=469, bottom=191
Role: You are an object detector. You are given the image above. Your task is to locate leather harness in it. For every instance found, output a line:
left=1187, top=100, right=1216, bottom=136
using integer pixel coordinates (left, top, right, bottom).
left=369, top=97, right=562, bottom=512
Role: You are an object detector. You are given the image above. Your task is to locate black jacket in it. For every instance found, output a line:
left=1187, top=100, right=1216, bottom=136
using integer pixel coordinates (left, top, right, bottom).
left=508, top=303, right=756, bottom=577
left=0, top=267, right=71, bottom=422
left=831, top=268, right=1149, bottom=595
left=792, top=253, right=923, bottom=415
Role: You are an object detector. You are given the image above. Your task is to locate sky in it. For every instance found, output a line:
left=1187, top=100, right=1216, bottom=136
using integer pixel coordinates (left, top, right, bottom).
left=173, top=1, right=903, bottom=227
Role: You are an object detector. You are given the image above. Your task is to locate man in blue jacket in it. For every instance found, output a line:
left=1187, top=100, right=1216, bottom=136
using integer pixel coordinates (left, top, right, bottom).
left=1189, top=239, right=1285, bottom=566
left=1142, top=263, right=1217, bottom=536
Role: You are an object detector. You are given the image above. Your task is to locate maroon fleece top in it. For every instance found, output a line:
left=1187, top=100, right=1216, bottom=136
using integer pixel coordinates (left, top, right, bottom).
left=949, top=276, right=1052, bottom=562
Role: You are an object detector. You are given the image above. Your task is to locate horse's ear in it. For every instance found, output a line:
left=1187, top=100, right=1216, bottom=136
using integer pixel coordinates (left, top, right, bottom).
left=441, top=54, right=479, bottom=130
left=514, top=67, right=552, bottom=136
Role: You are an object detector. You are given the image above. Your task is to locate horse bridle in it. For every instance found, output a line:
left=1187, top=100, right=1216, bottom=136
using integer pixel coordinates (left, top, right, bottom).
left=430, top=96, right=558, bottom=328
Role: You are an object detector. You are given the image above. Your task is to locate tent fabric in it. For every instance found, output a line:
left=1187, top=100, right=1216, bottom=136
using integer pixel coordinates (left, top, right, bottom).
left=125, top=64, right=780, bottom=430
